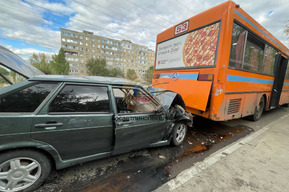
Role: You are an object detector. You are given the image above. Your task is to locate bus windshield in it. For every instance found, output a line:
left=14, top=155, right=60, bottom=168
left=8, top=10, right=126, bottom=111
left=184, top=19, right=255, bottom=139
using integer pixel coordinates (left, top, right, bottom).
left=155, top=22, right=220, bottom=70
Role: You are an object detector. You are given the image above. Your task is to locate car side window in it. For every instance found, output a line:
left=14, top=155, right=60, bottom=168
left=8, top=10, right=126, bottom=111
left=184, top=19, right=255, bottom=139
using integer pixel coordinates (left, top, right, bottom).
left=49, top=85, right=110, bottom=113
left=113, top=87, right=161, bottom=113
left=0, top=83, right=58, bottom=113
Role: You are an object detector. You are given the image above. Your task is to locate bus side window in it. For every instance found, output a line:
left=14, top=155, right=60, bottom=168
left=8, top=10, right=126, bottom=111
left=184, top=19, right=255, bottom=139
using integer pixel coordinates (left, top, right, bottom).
left=285, top=62, right=289, bottom=80
left=263, top=44, right=277, bottom=76
left=229, top=23, right=246, bottom=69
left=243, top=33, right=265, bottom=73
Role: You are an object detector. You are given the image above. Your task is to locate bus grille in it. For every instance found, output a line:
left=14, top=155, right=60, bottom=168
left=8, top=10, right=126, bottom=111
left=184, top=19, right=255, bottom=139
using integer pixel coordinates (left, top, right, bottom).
left=228, top=98, right=242, bottom=115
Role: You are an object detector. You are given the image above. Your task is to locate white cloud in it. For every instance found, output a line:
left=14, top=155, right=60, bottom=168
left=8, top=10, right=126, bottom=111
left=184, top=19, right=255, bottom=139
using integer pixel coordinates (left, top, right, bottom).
left=0, top=0, right=288, bottom=59
left=25, top=0, right=74, bottom=15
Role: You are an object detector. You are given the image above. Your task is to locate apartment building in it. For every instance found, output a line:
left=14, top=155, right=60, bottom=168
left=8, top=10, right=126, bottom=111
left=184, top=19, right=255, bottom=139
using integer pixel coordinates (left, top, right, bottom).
left=60, top=28, right=155, bottom=80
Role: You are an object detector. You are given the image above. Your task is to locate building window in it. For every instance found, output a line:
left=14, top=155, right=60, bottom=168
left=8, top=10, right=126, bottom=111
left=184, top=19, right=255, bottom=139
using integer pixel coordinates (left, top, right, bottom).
left=80, top=35, right=83, bottom=39
left=86, top=36, right=89, bottom=40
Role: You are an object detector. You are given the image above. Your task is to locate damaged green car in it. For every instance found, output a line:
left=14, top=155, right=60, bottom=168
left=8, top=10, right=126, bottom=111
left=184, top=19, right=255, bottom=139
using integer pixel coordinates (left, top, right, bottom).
left=0, top=47, right=192, bottom=192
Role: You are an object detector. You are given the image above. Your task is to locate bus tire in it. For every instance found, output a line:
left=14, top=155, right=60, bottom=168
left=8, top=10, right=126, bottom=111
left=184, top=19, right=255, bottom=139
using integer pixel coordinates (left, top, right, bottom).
left=249, top=96, right=265, bottom=121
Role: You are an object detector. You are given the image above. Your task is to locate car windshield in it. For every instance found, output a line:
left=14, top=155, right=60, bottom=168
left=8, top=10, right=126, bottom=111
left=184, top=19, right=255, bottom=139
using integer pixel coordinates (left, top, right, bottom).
left=0, top=64, right=27, bottom=89
left=144, top=86, right=178, bottom=110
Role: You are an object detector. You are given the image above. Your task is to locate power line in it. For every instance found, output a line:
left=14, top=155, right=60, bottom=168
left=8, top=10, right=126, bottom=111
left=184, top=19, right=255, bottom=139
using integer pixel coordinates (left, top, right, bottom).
left=23, top=1, right=140, bottom=41
left=126, top=0, right=175, bottom=25
left=97, top=0, right=169, bottom=29
left=2, top=1, right=137, bottom=51
left=73, top=0, right=160, bottom=36
left=175, top=0, right=198, bottom=15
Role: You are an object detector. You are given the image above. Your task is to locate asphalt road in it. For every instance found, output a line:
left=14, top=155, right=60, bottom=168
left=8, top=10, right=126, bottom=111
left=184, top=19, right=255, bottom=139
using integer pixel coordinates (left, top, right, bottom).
left=36, top=106, right=289, bottom=192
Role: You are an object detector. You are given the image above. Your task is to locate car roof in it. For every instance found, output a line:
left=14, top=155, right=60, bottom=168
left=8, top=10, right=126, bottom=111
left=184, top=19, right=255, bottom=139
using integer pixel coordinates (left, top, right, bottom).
left=0, top=45, right=44, bottom=78
left=29, top=75, right=141, bottom=86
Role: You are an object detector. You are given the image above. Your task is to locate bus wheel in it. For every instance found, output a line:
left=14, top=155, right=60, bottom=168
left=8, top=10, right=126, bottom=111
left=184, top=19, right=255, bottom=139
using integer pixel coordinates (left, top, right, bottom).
left=249, top=96, right=265, bottom=121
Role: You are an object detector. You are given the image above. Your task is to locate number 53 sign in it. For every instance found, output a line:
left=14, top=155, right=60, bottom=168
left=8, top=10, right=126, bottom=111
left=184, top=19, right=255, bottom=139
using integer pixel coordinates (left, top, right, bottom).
left=175, top=21, right=189, bottom=35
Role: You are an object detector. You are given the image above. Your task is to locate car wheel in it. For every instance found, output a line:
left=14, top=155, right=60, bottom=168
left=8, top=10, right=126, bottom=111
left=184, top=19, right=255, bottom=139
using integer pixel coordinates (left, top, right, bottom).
left=249, top=96, right=265, bottom=121
left=171, top=122, right=187, bottom=146
left=0, top=150, right=51, bottom=192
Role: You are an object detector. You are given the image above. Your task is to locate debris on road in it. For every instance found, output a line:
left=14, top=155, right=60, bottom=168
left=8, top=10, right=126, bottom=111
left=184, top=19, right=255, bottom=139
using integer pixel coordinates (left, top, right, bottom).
left=159, top=155, right=166, bottom=159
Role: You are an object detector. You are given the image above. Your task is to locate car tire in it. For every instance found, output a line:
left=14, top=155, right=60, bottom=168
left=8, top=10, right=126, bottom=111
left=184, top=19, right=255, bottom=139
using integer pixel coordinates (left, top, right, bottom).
left=0, top=150, right=51, bottom=192
left=248, top=96, right=265, bottom=121
left=171, top=121, right=187, bottom=146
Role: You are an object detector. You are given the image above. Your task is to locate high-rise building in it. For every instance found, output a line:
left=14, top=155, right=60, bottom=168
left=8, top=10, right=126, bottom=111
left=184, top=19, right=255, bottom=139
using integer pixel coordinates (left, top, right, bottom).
left=60, top=28, right=155, bottom=80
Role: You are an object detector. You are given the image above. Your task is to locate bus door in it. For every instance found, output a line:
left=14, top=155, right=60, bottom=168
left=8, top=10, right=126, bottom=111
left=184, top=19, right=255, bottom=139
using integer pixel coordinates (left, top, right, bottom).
left=269, top=54, right=288, bottom=108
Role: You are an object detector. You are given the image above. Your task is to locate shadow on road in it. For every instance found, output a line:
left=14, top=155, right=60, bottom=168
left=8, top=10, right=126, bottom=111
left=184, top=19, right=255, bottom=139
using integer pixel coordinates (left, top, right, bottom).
left=37, top=117, right=254, bottom=192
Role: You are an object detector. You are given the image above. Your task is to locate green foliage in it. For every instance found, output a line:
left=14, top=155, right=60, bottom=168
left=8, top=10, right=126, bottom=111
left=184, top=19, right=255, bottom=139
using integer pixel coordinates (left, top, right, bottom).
left=86, top=58, right=124, bottom=78
left=50, top=48, right=69, bottom=75
left=86, top=58, right=107, bottom=76
left=144, top=66, right=154, bottom=84
left=29, top=53, right=52, bottom=74
left=0, top=67, right=9, bottom=86
left=107, top=67, right=124, bottom=78
left=126, top=69, right=138, bottom=80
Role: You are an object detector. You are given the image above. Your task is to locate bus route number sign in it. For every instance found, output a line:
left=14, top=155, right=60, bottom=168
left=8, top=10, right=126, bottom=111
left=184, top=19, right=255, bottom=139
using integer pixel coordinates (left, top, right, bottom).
left=175, top=21, right=189, bottom=35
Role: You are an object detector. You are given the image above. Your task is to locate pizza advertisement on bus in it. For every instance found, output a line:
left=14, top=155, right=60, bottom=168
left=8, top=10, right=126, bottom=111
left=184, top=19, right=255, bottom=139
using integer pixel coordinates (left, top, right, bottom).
left=155, top=22, right=220, bottom=70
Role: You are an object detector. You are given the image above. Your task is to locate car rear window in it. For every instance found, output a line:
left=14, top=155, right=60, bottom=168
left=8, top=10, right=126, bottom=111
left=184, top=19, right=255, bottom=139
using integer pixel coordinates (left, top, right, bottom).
left=49, top=85, right=110, bottom=113
left=0, top=83, right=58, bottom=113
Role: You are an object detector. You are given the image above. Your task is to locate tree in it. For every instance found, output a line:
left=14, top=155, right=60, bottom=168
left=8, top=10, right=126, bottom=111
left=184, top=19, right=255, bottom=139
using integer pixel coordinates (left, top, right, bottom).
left=0, top=67, right=10, bottom=87
left=29, top=53, right=52, bottom=74
left=126, top=69, right=138, bottom=80
left=86, top=58, right=124, bottom=78
left=144, top=66, right=154, bottom=84
left=50, top=48, right=69, bottom=75
left=86, top=58, right=107, bottom=76
left=107, top=67, right=124, bottom=78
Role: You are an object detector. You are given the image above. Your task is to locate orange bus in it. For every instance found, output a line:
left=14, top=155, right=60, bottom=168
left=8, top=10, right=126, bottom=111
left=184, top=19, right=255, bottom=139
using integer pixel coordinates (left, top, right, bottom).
left=152, top=1, right=289, bottom=121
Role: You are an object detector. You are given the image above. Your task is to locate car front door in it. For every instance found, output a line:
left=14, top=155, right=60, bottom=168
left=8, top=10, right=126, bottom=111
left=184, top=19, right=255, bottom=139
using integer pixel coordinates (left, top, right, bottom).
left=112, top=86, right=170, bottom=154
left=31, top=83, right=114, bottom=160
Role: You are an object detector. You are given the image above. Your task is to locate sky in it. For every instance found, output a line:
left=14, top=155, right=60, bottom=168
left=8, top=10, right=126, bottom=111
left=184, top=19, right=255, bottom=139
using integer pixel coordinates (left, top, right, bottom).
left=0, top=0, right=288, bottom=60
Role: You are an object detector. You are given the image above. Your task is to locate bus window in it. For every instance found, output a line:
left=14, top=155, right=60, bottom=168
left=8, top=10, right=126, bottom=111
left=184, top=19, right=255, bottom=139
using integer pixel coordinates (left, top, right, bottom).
left=285, top=62, right=289, bottom=80
left=229, top=23, right=246, bottom=69
left=243, top=33, right=265, bottom=73
left=263, top=44, right=277, bottom=76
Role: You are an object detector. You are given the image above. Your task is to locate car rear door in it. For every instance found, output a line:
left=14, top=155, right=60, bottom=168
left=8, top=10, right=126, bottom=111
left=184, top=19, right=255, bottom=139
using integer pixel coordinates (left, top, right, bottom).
left=112, top=86, right=170, bottom=154
left=31, top=83, right=114, bottom=160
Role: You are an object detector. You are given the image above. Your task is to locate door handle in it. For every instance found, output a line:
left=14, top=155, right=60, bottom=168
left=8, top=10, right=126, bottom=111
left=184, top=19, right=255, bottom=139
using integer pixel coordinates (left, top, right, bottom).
left=117, top=121, right=132, bottom=125
left=35, top=122, right=63, bottom=128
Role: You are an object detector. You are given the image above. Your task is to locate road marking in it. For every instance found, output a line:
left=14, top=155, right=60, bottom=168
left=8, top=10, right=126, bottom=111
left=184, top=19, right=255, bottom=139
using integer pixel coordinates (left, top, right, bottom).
left=155, top=113, right=289, bottom=192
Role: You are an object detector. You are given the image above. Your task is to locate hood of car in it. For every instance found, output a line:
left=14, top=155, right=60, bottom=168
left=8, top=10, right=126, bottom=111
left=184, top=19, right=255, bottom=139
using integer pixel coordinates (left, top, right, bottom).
left=150, top=87, right=178, bottom=110
left=0, top=45, right=44, bottom=78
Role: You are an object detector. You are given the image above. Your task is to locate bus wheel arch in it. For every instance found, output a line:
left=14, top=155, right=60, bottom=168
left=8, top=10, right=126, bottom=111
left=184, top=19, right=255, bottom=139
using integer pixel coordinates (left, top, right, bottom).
left=249, top=95, right=265, bottom=121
